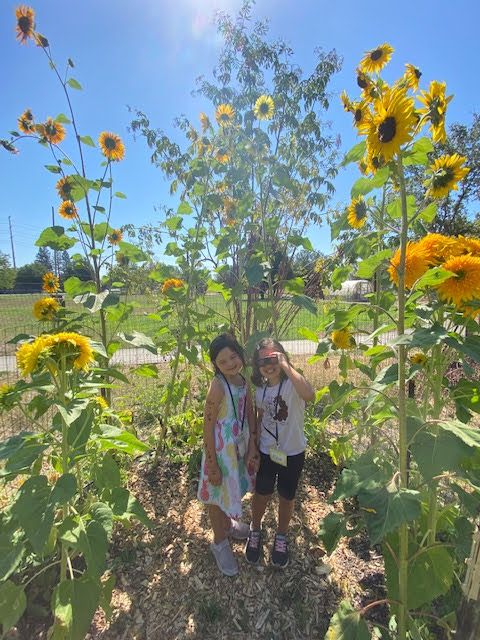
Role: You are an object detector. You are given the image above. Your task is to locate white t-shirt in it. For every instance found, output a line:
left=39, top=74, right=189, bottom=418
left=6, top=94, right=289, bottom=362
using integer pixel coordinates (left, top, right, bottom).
left=255, top=377, right=306, bottom=456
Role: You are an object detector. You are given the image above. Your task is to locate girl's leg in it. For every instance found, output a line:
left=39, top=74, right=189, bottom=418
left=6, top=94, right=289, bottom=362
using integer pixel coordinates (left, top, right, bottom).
left=251, top=492, right=272, bottom=529
left=277, top=495, right=295, bottom=534
left=208, top=505, right=229, bottom=544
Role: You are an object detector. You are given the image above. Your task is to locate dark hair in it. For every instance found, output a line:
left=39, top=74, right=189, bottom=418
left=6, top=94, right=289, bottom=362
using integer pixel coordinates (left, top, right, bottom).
left=209, top=333, right=246, bottom=374
left=251, top=338, right=290, bottom=387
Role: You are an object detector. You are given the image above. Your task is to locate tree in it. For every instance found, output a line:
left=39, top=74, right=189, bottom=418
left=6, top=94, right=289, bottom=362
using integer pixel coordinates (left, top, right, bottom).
left=58, top=250, right=72, bottom=280
left=34, top=246, right=53, bottom=271
left=0, top=251, right=16, bottom=290
left=14, top=261, right=46, bottom=292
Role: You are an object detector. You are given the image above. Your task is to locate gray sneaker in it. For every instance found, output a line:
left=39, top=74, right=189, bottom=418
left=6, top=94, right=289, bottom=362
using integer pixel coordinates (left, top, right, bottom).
left=228, top=519, right=250, bottom=540
left=210, top=539, right=239, bottom=576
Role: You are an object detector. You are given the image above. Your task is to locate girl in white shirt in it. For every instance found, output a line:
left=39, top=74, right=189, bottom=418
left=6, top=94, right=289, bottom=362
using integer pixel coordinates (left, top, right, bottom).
left=244, top=338, right=315, bottom=568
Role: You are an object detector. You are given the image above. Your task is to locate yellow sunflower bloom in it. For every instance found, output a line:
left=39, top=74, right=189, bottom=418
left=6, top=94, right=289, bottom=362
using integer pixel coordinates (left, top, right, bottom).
left=360, top=43, right=394, bottom=74
left=16, top=336, right=50, bottom=377
left=347, top=196, right=367, bottom=229
left=456, top=236, right=480, bottom=257
left=331, top=328, right=354, bottom=350
left=366, top=86, right=417, bottom=162
left=215, top=147, right=230, bottom=164
left=388, top=242, right=430, bottom=289
left=403, top=64, right=422, bottom=91
left=426, top=154, right=469, bottom=200
left=161, top=278, right=184, bottom=294
left=351, top=101, right=372, bottom=133
left=108, top=229, right=123, bottom=245
left=417, top=233, right=460, bottom=264
left=56, top=176, right=74, bottom=201
left=254, top=95, right=275, bottom=121
left=418, top=81, right=452, bottom=144
left=223, top=197, right=236, bottom=216
left=409, top=352, right=426, bottom=366
left=58, top=200, right=78, bottom=220
left=436, top=254, right=480, bottom=307
left=94, top=395, right=109, bottom=409
left=40, top=118, right=66, bottom=145
left=15, top=6, right=35, bottom=44
left=340, top=91, right=353, bottom=112
left=18, top=109, right=35, bottom=134
left=356, top=70, right=373, bottom=92
left=199, top=112, right=211, bottom=132
left=33, top=297, right=61, bottom=321
left=99, top=132, right=125, bottom=161
left=42, top=271, right=60, bottom=294
left=215, top=104, right=235, bottom=127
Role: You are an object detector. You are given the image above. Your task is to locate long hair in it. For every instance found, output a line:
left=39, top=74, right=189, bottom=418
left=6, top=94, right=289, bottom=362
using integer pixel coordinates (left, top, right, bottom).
left=251, top=337, right=290, bottom=387
left=209, top=333, right=246, bottom=375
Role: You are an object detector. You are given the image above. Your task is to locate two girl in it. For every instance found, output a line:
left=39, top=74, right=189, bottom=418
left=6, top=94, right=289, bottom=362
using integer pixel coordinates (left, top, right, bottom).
left=197, top=334, right=314, bottom=575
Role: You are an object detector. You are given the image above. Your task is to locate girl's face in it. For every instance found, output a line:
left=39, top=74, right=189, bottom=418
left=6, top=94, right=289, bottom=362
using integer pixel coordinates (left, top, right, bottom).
left=258, top=347, right=281, bottom=383
left=214, top=346, right=243, bottom=378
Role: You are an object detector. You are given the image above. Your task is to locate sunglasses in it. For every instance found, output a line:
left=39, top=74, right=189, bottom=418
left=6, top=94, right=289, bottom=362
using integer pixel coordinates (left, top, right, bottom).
left=257, top=355, right=278, bottom=367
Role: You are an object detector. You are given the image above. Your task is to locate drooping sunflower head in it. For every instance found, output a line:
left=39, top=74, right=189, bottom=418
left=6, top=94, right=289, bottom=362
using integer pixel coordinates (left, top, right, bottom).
left=388, top=242, right=430, bottom=289
left=16, top=336, right=50, bottom=377
left=436, top=254, right=480, bottom=307
left=199, top=112, right=211, bottom=132
left=455, top=236, right=480, bottom=257
left=108, top=229, right=123, bottom=245
left=347, top=196, right=367, bottom=229
left=15, top=5, right=35, bottom=44
left=58, top=200, right=78, bottom=220
left=42, top=271, right=60, bottom=293
left=366, top=86, right=417, bottom=162
left=426, top=154, right=469, bottom=200
left=215, top=146, right=230, bottom=164
left=18, top=108, right=35, bottom=134
left=351, top=101, right=372, bottom=133
left=340, top=90, right=353, bottom=112
left=40, top=118, right=66, bottom=145
left=33, top=297, right=61, bottom=321
left=93, top=395, right=109, bottom=410
left=56, top=176, right=74, bottom=201
left=331, top=328, right=354, bottom=350
left=417, top=233, right=460, bottom=264
left=99, top=131, right=125, bottom=161
left=34, top=33, right=49, bottom=48
left=418, top=80, right=452, bottom=143
left=409, top=352, right=427, bottom=366
left=215, top=104, right=235, bottom=127
left=403, top=64, right=422, bottom=91
left=161, top=278, right=184, bottom=294
left=360, top=43, right=394, bottom=75
left=47, top=332, right=95, bottom=371
left=356, top=70, right=372, bottom=92
left=115, top=252, right=129, bottom=266
left=254, top=95, right=275, bottom=121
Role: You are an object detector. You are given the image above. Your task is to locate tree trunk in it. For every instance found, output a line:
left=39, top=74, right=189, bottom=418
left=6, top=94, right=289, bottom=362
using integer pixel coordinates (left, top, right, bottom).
left=457, top=527, right=480, bottom=640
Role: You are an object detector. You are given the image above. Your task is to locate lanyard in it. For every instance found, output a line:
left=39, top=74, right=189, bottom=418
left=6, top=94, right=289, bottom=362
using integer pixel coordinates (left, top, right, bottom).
left=222, top=374, right=246, bottom=432
left=261, top=379, right=284, bottom=444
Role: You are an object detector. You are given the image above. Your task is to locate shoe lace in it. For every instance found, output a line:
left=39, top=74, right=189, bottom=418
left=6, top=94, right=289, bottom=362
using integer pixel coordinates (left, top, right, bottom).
left=274, top=536, right=287, bottom=553
left=248, top=530, right=260, bottom=549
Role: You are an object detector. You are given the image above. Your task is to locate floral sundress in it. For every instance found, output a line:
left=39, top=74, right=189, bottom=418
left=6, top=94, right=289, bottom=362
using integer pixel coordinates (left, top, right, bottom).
left=197, top=375, right=255, bottom=519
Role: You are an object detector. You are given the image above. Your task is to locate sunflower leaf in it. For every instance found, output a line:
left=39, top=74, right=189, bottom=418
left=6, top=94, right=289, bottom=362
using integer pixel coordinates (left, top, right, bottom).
left=55, top=113, right=71, bottom=124
left=114, top=192, right=127, bottom=199
left=80, top=135, right=95, bottom=147
left=35, top=226, right=77, bottom=250
left=44, top=164, right=62, bottom=173
left=341, top=140, right=366, bottom=167
left=67, top=78, right=82, bottom=90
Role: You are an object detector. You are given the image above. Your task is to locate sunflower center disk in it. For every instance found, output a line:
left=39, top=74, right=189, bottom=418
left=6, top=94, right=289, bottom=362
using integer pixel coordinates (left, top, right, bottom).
left=378, top=116, right=397, bottom=143
left=433, top=167, right=455, bottom=189
left=371, top=49, right=382, bottom=61
left=105, top=138, right=116, bottom=150
left=19, top=16, right=32, bottom=31
left=355, top=109, right=362, bottom=122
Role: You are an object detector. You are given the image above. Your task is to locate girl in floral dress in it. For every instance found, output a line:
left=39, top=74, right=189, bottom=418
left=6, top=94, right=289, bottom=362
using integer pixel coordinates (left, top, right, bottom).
left=198, top=334, right=259, bottom=576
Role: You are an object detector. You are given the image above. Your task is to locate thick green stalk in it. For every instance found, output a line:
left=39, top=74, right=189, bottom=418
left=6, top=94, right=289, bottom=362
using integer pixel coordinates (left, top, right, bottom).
left=426, top=336, right=444, bottom=545
left=58, top=363, right=70, bottom=583
left=396, top=156, right=409, bottom=640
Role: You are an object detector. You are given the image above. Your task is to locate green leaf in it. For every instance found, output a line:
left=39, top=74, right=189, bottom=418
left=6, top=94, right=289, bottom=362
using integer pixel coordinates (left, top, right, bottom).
left=331, top=452, right=386, bottom=501
left=356, top=250, right=392, bottom=279
left=51, top=577, right=101, bottom=640
left=331, top=265, right=351, bottom=290
left=55, top=113, right=72, bottom=124
left=283, top=277, right=305, bottom=294
left=50, top=474, right=77, bottom=504
left=386, top=194, right=416, bottom=220
left=117, top=241, right=149, bottom=262
left=0, top=435, right=48, bottom=477
left=133, top=364, right=159, bottom=378
left=90, top=502, right=114, bottom=537
left=325, top=600, right=370, bottom=639
left=411, top=427, right=474, bottom=481
left=11, top=476, right=55, bottom=554
left=63, top=276, right=96, bottom=296
left=358, top=487, right=421, bottom=544
left=287, top=233, right=314, bottom=251
left=414, top=266, right=453, bottom=289
left=350, top=167, right=389, bottom=198
left=207, top=280, right=231, bottom=301
left=74, top=290, right=119, bottom=313
left=118, top=330, right=157, bottom=354
left=165, top=215, right=183, bottom=231
left=298, top=327, right=319, bottom=342
left=318, top=512, right=348, bottom=554
left=418, top=202, right=437, bottom=224
left=0, top=580, right=26, bottom=633
left=403, top=136, right=434, bottom=167
left=97, top=428, right=149, bottom=455
left=44, top=164, right=62, bottom=173
left=106, top=487, right=152, bottom=528
left=291, top=294, right=317, bottom=315
left=245, top=262, right=264, bottom=286
left=66, top=78, right=82, bottom=90
left=341, top=140, right=367, bottom=167
left=114, top=191, right=126, bottom=199
left=0, top=534, right=25, bottom=581
left=35, top=226, right=76, bottom=251
left=79, top=135, right=95, bottom=147
left=94, top=452, right=121, bottom=490
left=177, top=201, right=193, bottom=215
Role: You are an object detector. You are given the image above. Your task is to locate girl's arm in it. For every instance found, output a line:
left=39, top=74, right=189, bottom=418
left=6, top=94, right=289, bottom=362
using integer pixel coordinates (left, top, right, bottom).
left=276, top=352, right=315, bottom=402
left=245, top=391, right=260, bottom=472
left=203, top=377, right=224, bottom=485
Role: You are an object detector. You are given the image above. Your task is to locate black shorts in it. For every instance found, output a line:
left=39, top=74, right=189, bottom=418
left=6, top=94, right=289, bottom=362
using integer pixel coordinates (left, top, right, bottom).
left=255, top=451, right=305, bottom=500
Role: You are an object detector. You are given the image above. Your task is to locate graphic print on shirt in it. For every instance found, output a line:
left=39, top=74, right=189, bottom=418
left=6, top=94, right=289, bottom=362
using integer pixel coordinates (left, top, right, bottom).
left=266, top=393, right=288, bottom=423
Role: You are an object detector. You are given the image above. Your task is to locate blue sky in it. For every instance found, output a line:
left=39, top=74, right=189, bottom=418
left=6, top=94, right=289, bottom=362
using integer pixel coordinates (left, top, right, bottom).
left=1, top=0, right=479, bottom=267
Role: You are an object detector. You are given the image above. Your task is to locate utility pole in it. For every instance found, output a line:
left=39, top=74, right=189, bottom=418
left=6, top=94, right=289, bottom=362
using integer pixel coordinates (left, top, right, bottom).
left=8, top=216, right=16, bottom=269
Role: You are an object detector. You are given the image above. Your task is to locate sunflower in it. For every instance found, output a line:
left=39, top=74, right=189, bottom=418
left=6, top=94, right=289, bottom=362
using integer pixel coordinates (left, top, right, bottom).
left=42, top=271, right=60, bottom=293
left=94, top=395, right=109, bottom=409
left=99, top=131, right=125, bottom=161
left=254, top=95, right=275, bottom=121
left=223, top=197, right=236, bottom=216
left=215, top=104, right=235, bottom=127
left=33, top=297, right=61, bottom=321
left=108, top=229, right=123, bottom=245
left=426, top=154, right=469, bottom=200
left=199, top=112, right=211, bottom=132
left=15, top=6, right=35, bottom=44
left=331, top=328, right=354, bottom=350
left=40, top=118, right=66, bottom=145
left=56, top=175, right=74, bottom=201
left=456, top=236, right=480, bottom=257
left=340, top=91, right=353, bottom=112
left=0, top=140, right=19, bottom=154
left=418, top=81, right=452, bottom=143
left=388, top=242, right=430, bottom=289
left=409, top=352, right=427, bottom=366
left=351, top=101, right=372, bottom=133
left=403, top=64, right=422, bottom=91
left=360, top=43, right=394, bottom=74
left=16, top=336, right=49, bottom=377
left=18, top=109, right=35, bottom=134
left=366, top=86, right=417, bottom=162
left=58, top=200, right=78, bottom=220
left=0, top=384, right=16, bottom=410
left=162, top=278, right=184, bottom=294
left=356, top=70, right=372, bottom=91
left=347, top=196, right=367, bottom=229
left=417, top=233, right=460, bottom=264
left=49, top=332, right=95, bottom=371
left=34, top=33, right=49, bottom=48
left=197, top=136, right=212, bottom=157
left=436, top=254, right=480, bottom=307
left=215, top=147, right=230, bottom=164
